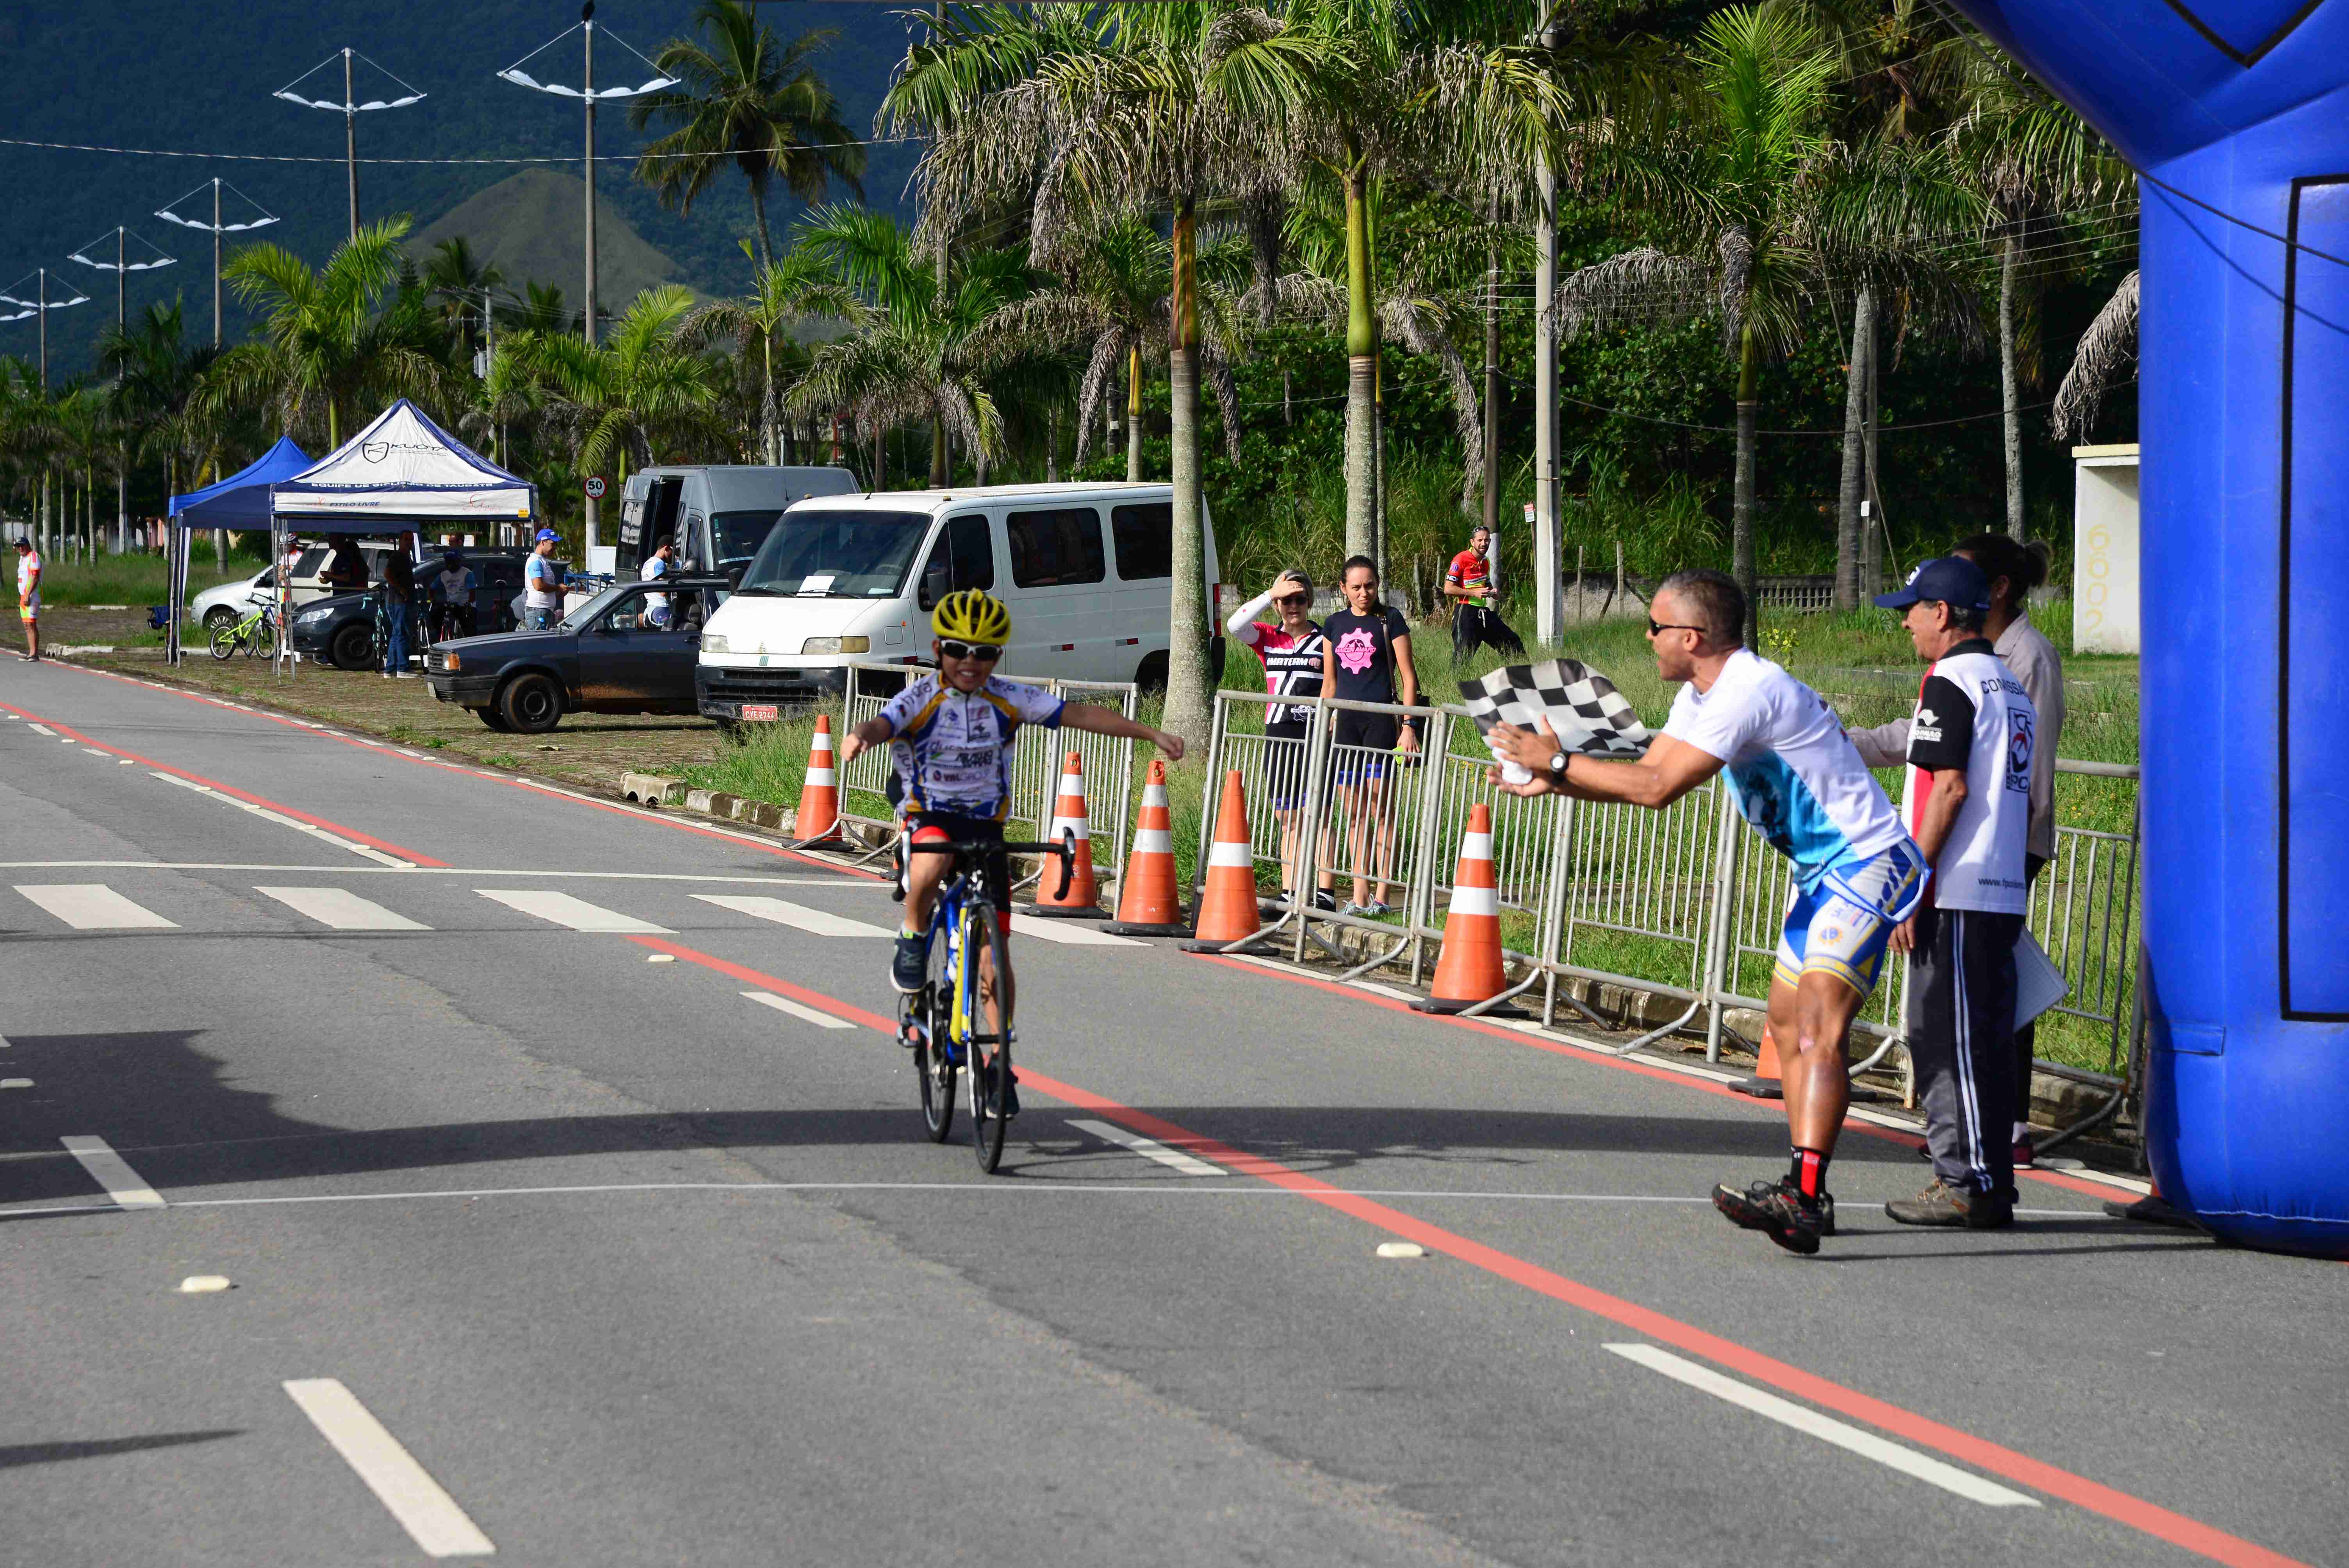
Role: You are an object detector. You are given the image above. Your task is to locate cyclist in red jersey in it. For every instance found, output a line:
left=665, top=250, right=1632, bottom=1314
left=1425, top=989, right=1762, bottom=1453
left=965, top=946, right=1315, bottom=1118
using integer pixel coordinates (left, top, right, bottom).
left=1444, top=525, right=1526, bottom=663
left=1226, top=570, right=1334, bottom=909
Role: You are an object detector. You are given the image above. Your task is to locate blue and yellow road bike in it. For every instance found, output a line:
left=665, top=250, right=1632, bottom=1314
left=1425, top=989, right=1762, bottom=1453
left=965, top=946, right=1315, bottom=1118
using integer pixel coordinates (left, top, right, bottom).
left=900, top=832, right=1074, bottom=1174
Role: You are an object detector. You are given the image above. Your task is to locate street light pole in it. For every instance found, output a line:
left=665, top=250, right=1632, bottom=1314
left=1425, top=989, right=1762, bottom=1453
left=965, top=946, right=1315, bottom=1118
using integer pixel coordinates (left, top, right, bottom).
left=1532, top=9, right=1562, bottom=645
left=116, top=226, right=128, bottom=556
left=581, top=2, right=599, bottom=555
left=345, top=48, right=360, bottom=240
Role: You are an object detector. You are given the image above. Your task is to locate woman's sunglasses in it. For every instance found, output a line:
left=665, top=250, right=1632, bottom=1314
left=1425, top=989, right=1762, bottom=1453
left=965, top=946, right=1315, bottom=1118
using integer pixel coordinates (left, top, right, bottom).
left=938, top=640, right=1003, bottom=662
left=1274, top=593, right=1310, bottom=609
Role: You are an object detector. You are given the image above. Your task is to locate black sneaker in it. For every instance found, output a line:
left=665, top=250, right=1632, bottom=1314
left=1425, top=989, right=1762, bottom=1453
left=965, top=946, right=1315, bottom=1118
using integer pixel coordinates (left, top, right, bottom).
left=1312, top=889, right=1337, bottom=912
left=891, top=933, right=927, bottom=994
left=1743, top=1178, right=1834, bottom=1236
left=1713, top=1178, right=1825, bottom=1255
left=1887, top=1180, right=2012, bottom=1229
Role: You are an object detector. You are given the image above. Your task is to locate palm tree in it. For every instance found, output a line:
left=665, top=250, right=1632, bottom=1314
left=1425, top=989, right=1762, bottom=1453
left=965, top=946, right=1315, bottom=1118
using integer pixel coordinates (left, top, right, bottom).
left=420, top=237, right=506, bottom=351
left=685, top=247, right=857, bottom=465
left=1944, top=66, right=2124, bottom=539
left=508, top=285, right=729, bottom=483
left=631, top=0, right=866, bottom=273
left=206, top=216, right=464, bottom=450
left=2051, top=267, right=2136, bottom=443
left=1560, top=4, right=1984, bottom=643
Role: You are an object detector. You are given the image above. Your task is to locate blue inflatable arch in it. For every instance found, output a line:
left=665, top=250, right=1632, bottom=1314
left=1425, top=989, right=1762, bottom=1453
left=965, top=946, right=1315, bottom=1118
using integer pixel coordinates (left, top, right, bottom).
left=1947, top=3, right=2349, bottom=1254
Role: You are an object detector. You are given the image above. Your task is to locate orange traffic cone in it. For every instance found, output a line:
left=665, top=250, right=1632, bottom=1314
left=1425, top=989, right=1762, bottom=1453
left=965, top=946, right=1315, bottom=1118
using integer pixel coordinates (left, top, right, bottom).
left=793, top=715, right=847, bottom=849
left=1103, top=759, right=1192, bottom=937
left=1729, top=1023, right=1786, bottom=1099
left=1413, top=802, right=1514, bottom=1013
left=1026, top=750, right=1107, bottom=917
left=1183, top=770, right=1266, bottom=952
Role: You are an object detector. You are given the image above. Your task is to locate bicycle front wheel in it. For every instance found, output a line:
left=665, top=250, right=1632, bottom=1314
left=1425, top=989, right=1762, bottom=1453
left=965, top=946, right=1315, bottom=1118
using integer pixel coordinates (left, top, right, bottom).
left=916, top=924, right=956, bottom=1143
left=964, top=903, right=1014, bottom=1174
left=210, top=623, right=241, bottom=661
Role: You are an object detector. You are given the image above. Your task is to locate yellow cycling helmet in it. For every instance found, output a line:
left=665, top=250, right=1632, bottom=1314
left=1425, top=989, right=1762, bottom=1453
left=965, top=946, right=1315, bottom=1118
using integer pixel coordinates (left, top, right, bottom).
left=931, top=588, right=1012, bottom=644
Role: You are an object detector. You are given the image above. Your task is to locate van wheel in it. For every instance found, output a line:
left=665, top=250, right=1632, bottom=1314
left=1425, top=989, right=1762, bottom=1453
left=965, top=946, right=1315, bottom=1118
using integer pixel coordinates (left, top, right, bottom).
left=498, top=672, right=563, bottom=733
left=1135, top=651, right=1169, bottom=693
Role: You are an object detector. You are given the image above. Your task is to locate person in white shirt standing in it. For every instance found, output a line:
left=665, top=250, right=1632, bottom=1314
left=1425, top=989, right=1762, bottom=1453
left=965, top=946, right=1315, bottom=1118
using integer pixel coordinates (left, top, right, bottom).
left=1874, top=558, right=2037, bottom=1229
left=523, top=529, right=564, bottom=631
left=640, top=536, right=676, bottom=628
left=14, top=536, right=41, bottom=661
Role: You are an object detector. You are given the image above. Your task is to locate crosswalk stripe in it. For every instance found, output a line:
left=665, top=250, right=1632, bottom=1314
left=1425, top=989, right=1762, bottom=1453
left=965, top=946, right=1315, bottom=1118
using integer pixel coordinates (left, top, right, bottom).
left=61, top=1136, right=166, bottom=1209
left=255, top=886, right=431, bottom=932
left=692, top=894, right=894, bottom=938
left=476, top=888, right=671, bottom=933
left=14, top=883, right=179, bottom=930
left=1066, top=1118, right=1227, bottom=1176
left=1008, top=913, right=1143, bottom=947
left=282, top=1379, right=496, bottom=1557
left=741, top=990, right=857, bottom=1030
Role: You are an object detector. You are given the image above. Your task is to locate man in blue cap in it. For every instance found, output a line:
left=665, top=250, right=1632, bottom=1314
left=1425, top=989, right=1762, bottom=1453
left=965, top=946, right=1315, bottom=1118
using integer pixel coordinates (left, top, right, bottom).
left=1875, top=557, right=2039, bottom=1229
left=523, top=529, right=564, bottom=631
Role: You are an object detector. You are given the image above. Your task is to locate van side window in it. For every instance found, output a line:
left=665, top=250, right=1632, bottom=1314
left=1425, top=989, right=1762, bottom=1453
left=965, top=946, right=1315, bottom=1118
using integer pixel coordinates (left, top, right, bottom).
left=1110, top=502, right=1173, bottom=581
left=918, top=513, right=996, bottom=609
left=1007, top=507, right=1105, bottom=588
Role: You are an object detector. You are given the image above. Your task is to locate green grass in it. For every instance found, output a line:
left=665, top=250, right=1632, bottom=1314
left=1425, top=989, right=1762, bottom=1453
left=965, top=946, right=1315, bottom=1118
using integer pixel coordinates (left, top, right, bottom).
left=25, top=550, right=264, bottom=608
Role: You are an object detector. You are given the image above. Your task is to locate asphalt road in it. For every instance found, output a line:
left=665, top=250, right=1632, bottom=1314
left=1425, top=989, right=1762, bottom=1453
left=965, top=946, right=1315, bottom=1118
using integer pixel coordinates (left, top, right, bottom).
left=4, top=658, right=2342, bottom=1568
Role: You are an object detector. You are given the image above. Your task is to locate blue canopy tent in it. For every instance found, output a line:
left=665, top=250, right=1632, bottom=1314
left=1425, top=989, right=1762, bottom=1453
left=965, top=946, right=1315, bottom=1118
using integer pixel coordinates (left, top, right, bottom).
left=163, top=436, right=312, bottom=665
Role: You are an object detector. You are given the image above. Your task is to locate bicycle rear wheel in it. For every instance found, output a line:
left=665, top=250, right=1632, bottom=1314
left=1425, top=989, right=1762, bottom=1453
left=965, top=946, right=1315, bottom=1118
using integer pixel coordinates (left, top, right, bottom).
left=915, top=924, right=956, bottom=1142
left=248, top=616, right=277, bottom=659
left=964, top=903, right=1014, bottom=1174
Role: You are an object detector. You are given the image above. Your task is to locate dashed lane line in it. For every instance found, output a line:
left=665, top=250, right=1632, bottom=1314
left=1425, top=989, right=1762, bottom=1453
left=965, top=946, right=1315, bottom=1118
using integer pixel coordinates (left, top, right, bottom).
left=693, top=894, right=893, bottom=938
left=255, top=886, right=430, bottom=932
left=61, top=1136, right=166, bottom=1209
left=476, top=889, right=671, bottom=934
left=1605, top=1343, right=2039, bottom=1507
left=741, top=989, right=857, bottom=1030
left=281, top=1379, right=495, bottom=1558
left=149, top=772, right=413, bottom=868
left=14, top=883, right=179, bottom=930
left=1067, top=1117, right=1227, bottom=1176
left=1007, top=914, right=1144, bottom=946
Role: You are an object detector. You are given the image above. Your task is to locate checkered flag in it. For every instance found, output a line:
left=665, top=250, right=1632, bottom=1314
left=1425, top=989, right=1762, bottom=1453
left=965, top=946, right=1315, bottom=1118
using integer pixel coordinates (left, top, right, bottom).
left=1457, top=659, right=1652, bottom=760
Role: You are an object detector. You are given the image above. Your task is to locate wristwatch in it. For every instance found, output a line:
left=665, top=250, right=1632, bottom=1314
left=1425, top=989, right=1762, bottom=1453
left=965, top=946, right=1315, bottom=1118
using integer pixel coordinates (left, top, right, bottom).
left=1548, top=750, right=1568, bottom=778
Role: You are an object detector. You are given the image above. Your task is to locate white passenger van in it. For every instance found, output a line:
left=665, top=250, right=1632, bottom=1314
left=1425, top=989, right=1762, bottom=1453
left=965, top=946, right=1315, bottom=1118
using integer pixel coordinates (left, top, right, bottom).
left=696, top=481, right=1222, bottom=718
left=614, top=465, right=860, bottom=584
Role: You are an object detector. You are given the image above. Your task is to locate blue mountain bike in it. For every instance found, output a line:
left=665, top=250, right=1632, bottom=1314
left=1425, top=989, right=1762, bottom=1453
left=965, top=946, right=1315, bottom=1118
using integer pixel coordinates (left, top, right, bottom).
left=901, top=832, right=1074, bottom=1174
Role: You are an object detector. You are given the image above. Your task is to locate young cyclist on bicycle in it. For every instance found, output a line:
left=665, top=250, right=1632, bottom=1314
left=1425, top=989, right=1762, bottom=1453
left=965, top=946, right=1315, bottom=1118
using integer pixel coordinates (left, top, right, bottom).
left=838, top=590, right=1187, bottom=1109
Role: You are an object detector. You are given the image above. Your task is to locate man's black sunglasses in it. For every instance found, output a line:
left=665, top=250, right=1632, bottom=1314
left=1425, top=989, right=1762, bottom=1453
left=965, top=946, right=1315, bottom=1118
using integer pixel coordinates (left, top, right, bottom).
left=1647, top=618, right=1704, bottom=638
left=938, top=639, right=1003, bottom=661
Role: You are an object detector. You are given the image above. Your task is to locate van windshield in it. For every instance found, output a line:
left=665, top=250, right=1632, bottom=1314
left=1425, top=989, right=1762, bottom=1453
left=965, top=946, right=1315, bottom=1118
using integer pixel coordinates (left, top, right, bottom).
left=735, top=510, right=930, bottom=598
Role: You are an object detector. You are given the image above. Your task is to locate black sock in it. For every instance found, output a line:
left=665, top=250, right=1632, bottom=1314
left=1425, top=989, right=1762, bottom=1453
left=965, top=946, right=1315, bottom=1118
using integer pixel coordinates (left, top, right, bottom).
left=1788, top=1147, right=1830, bottom=1200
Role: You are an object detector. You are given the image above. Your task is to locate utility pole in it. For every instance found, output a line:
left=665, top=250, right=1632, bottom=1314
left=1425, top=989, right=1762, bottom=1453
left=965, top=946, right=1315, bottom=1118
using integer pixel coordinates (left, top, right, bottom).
left=116, top=226, right=127, bottom=555
left=38, top=269, right=49, bottom=561
left=1531, top=6, right=1562, bottom=645
left=582, top=2, right=600, bottom=553
left=1481, top=198, right=1501, bottom=540
left=212, top=180, right=223, bottom=346
left=344, top=48, right=360, bottom=239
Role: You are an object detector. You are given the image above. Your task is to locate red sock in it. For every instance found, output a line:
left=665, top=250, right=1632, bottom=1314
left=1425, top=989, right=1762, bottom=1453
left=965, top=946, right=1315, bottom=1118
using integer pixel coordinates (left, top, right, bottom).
left=1788, top=1147, right=1829, bottom=1199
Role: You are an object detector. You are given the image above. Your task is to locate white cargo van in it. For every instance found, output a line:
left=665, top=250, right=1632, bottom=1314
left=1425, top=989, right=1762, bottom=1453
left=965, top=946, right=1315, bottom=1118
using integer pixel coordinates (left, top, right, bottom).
left=615, top=465, right=860, bottom=584
left=696, top=482, right=1222, bottom=717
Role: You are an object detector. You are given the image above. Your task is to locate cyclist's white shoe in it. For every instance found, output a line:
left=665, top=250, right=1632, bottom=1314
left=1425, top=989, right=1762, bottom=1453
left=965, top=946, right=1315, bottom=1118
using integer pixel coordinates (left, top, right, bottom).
left=891, top=933, right=926, bottom=994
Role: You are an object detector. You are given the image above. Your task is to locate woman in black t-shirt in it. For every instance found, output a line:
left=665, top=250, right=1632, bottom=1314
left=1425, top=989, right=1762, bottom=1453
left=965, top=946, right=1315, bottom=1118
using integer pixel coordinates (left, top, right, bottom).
left=1317, top=555, right=1420, bottom=916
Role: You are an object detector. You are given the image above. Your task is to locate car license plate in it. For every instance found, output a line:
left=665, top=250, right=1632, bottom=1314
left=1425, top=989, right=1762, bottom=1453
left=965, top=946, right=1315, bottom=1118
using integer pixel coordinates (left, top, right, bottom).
left=741, top=704, right=780, bottom=722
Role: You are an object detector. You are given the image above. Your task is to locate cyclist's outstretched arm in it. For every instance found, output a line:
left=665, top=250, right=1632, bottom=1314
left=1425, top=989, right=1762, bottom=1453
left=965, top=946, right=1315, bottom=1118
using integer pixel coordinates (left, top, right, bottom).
left=838, top=714, right=895, bottom=767
left=1060, top=704, right=1185, bottom=763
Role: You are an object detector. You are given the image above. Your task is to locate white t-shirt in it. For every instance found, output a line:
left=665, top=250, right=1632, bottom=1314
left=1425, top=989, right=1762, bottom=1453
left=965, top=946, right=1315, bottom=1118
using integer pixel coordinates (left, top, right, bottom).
left=1901, top=642, right=2035, bottom=914
left=640, top=554, right=669, bottom=615
left=1663, top=648, right=1911, bottom=889
left=16, top=549, right=39, bottom=611
left=524, top=552, right=562, bottom=609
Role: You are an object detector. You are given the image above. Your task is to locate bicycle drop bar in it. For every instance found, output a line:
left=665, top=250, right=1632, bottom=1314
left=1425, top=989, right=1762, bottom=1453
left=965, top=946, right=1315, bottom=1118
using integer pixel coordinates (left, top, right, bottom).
left=906, top=830, right=1078, bottom=901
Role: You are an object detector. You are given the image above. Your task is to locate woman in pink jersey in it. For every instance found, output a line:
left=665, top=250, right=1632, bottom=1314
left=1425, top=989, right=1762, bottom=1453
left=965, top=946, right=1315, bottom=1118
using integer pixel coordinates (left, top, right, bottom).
left=1226, top=570, right=1335, bottom=911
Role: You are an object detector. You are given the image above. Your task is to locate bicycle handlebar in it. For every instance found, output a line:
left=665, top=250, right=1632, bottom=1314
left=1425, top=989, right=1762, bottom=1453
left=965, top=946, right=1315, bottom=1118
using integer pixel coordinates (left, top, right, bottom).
left=907, top=829, right=1078, bottom=902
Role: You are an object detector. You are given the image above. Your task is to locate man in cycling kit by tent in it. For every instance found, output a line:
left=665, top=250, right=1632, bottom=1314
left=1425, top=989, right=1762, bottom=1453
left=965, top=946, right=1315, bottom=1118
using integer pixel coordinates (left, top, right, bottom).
left=1486, top=568, right=1925, bottom=1254
left=839, top=590, right=1186, bottom=1113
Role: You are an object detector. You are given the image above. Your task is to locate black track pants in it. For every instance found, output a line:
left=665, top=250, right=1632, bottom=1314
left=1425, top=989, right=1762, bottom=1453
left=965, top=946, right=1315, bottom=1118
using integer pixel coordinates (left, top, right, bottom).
left=1905, top=904, right=2025, bottom=1198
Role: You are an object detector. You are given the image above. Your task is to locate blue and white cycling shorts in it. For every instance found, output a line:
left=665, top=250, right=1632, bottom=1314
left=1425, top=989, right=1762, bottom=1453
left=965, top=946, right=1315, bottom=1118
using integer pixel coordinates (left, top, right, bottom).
left=1772, top=838, right=1928, bottom=996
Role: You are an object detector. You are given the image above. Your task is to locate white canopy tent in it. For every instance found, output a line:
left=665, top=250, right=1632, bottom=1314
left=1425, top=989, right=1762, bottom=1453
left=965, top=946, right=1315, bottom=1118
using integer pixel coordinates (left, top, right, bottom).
left=268, top=399, right=537, bottom=671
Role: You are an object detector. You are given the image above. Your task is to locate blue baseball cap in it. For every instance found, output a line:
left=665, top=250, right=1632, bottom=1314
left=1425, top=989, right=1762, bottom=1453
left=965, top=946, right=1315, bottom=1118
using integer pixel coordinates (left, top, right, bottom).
left=1875, top=556, right=1990, bottom=614
left=534, top=528, right=560, bottom=545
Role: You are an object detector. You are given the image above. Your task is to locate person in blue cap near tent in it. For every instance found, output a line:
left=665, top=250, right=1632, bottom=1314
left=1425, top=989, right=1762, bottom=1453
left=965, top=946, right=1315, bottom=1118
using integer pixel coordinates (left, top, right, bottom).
left=523, top=529, right=564, bottom=631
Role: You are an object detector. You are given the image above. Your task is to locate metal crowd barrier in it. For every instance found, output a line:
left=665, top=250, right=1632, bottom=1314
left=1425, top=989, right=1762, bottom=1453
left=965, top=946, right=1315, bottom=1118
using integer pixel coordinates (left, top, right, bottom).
left=1193, top=688, right=2144, bottom=1144
left=833, top=660, right=1137, bottom=885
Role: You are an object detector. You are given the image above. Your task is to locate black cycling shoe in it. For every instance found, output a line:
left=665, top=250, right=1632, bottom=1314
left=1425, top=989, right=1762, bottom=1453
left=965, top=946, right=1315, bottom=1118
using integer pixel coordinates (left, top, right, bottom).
left=891, top=933, right=926, bottom=994
left=1713, top=1178, right=1826, bottom=1255
left=1001, top=1069, right=1020, bottom=1118
left=1742, top=1177, right=1834, bottom=1236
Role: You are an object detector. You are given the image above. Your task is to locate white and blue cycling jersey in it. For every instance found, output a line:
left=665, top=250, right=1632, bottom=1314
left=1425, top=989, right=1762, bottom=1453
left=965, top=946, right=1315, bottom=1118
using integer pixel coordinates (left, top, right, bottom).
left=878, top=672, right=1066, bottom=821
left=1664, top=648, right=1913, bottom=891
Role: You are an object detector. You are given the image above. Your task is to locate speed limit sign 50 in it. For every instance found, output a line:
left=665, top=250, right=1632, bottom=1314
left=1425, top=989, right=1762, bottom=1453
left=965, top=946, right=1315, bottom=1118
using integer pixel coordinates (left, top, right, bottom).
left=583, top=476, right=608, bottom=499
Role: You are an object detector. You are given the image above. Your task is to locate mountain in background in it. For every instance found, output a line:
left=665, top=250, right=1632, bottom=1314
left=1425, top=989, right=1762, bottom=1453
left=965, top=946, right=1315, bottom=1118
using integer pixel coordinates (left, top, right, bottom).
left=410, top=168, right=693, bottom=308
left=0, top=1, right=918, bottom=378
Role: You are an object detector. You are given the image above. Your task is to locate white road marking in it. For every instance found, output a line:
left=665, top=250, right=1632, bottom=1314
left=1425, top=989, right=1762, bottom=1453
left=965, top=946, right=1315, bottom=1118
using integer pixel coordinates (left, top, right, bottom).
left=281, top=1379, right=496, bottom=1557
left=61, top=1136, right=166, bottom=1208
left=693, top=894, right=893, bottom=937
left=255, top=886, right=430, bottom=932
left=1008, top=914, right=1142, bottom=946
left=59, top=736, right=76, bottom=743
left=1603, top=1344, right=2039, bottom=1507
left=1066, top=1118, right=1227, bottom=1176
left=1, top=1078, right=31, bottom=1089
left=27, top=722, right=56, bottom=735
left=0, top=862, right=869, bottom=885
left=79, top=746, right=109, bottom=757
left=147, top=772, right=411, bottom=868
left=741, top=990, right=855, bottom=1030
left=15, top=883, right=179, bottom=930
left=476, top=889, right=670, bottom=933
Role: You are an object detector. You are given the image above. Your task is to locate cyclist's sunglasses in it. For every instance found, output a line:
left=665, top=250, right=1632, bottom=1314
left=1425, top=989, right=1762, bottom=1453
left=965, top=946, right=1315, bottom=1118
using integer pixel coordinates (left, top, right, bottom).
left=937, top=639, right=1003, bottom=662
